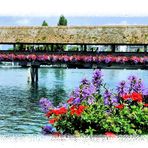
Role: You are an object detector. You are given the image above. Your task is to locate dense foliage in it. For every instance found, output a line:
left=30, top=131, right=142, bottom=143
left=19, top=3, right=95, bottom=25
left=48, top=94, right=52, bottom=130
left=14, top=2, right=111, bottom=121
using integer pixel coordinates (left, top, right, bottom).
left=57, top=15, right=68, bottom=26
left=39, top=70, right=148, bottom=136
left=42, top=20, right=48, bottom=26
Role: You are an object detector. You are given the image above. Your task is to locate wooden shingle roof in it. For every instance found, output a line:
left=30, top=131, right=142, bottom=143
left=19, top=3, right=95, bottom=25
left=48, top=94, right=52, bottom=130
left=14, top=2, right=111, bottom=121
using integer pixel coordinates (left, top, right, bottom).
left=0, top=26, right=148, bottom=44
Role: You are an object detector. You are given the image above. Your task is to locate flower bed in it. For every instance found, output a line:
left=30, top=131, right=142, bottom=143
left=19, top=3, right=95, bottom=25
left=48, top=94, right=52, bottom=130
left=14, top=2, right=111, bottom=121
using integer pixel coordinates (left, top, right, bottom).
left=39, top=70, right=148, bottom=136
left=0, top=54, right=148, bottom=64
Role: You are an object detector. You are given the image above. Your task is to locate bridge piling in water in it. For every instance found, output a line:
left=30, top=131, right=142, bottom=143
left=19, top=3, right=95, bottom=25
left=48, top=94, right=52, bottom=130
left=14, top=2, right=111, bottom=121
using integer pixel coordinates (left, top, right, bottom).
left=29, top=65, right=38, bottom=83
left=27, top=62, right=40, bottom=83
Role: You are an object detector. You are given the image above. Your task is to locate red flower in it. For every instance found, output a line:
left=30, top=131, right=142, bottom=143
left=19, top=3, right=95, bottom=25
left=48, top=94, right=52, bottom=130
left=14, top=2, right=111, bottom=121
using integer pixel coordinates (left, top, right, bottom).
left=115, top=104, right=124, bottom=109
left=79, top=105, right=86, bottom=111
left=49, top=118, right=58, bottom=124
left=144, top=104, right=148, bottom=107
left=131, top=92, right=143, bottom=102
left=105, top=132, right=116, bottom=138
left=122, top=92, right=143, bottom=102
left=75, top=111, right=82, bottom=116
left=58, top=107, right=67, bottom=114
left=122, top=94, right=131, bottom=100
left=70, top=105, right=86, bottom=116
left=67, top=98, right=74, bottom=104
left=70, top=105, right=77, bottom=115
left=52, top=132, right=61, bottom=137
left=45, top=111, right=53, bottom=118
left=70, top=105, right=76, bottom=110
left=77, top=105, right=86, bottom=116
left=52, top=107, right=67, bottom=115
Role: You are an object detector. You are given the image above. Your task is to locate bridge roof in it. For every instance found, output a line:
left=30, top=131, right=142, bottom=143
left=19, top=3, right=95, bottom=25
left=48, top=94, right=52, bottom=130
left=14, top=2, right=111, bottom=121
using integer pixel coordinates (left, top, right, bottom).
left=0, top=26, right=148, bottom=44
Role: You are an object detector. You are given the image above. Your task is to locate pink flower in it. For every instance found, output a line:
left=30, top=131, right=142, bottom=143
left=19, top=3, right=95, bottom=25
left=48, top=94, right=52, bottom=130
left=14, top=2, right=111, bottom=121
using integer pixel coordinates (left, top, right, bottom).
left=105, top=132, right=116, bottom=138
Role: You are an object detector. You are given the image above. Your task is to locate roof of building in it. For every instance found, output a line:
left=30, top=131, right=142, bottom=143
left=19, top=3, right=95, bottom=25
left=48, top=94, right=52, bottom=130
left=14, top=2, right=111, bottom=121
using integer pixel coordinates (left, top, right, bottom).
left=0, top=26, right=148, bottom=44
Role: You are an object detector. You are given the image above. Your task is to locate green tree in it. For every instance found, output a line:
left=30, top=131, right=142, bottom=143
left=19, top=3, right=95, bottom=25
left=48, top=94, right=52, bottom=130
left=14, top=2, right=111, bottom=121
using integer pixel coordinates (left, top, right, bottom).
left=57, top=15, right=68, bottom=26
left=42, top=20, right=48, bottom=26
left=55, top=15, right=68, bottom=51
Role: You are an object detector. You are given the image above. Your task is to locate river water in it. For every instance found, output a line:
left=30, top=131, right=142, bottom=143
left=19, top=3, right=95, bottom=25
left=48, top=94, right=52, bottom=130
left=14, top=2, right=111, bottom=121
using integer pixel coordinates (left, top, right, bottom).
left=0, top=67, right=148, bottom=136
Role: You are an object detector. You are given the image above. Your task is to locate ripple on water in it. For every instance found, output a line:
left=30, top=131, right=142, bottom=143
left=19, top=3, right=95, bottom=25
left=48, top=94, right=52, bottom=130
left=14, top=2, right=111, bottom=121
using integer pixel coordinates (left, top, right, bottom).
left=0, top=68, right=148, bottom=135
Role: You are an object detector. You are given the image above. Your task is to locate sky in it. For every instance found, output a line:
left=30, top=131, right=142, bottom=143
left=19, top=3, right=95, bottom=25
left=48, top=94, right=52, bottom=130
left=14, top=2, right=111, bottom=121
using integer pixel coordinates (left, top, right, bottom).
left=1, top=16, right=148, bottom=26
left=0, top=0, right=148, bottom=26
left=0, top=0, right=148, bottom=17
left=1, top=0, right=148, bottom=49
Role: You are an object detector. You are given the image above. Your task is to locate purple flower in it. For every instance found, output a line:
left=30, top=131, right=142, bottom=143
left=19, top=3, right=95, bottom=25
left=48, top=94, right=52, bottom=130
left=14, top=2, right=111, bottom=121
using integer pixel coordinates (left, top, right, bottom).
left=81, top=84, right=96, bottom=100
left=128, top=75, right=145, bottom=94
left=134, top=78, right=144, bottom=93
left=70, top=87, right=81, bottom=99
left=52, top=56, right=58, bottom=62
left=103, top=89, right=112, bottom=105
left=103, top=89, right=117, bottom=105
left=73, top=97, right=81, bottom=105
left=70, top=83, right=96, bottom=104
left=143, top=57, right=148, bottom=63
left=42, top=124, right=56, bottom=134
left=39, top=98, right=53, bottom=113
left=81, top=78, right=90, bottom=85
left=88, top=96, right=95, bottom=105
left=62, top=103, right=69, bottom=108
left=128, top=75, right=137, bottom=81
left=92, top=69, right=103, bottom=90
left=111, top=96, right=118, bottom=105
left=63, top=57, right=69, bottom=62
left=104, top=57, right=111, bottom=63
left=128, top=75, right=137, bottom=93
left=116, top=80, right=127, bottom=96
left=84, top=56, right=92, bottom=62
left=57, top=102, right=68, bottom=109
left=143, top=88, right=148, bottom=96
left=133, top=59, right=139, bottom=64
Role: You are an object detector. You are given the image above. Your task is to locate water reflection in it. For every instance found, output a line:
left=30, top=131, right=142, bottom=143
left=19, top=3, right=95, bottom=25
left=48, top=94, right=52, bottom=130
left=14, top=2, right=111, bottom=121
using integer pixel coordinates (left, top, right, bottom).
left=52, top=69, right=67, bottom=105
left=0, top=67, right=148, bottom=135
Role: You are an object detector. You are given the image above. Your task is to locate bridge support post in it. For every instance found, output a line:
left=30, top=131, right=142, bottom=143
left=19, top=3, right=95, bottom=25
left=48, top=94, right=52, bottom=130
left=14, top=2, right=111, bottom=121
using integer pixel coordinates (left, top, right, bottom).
left=51, top=44, right=53, bottom=51
left=144, top=45, right=147, bottom=52
left=84, top=44, right=87, bottom=52
left=28, top=62, right=40, bottom=83
left=111, top=45, right=116, bottom=52
left=13, top=44, right=16, bottom=51
left=80, top=45, right=83, bottom=51
left=30, top=65, right=38, bottom=83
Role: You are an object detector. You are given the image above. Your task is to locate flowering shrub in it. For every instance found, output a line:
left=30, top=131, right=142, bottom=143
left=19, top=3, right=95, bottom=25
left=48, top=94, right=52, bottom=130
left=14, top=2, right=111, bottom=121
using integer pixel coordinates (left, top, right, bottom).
left=0, top=54, right=148, bottom=65
left=39, top=70, right=148, bottom=136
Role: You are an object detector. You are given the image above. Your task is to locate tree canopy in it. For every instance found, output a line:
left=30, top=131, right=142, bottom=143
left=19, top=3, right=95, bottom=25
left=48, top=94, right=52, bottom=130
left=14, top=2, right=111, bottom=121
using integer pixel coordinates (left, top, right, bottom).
left=42, top=20, right=48, bottom=26
left=57, top=15, right=68, bottom=26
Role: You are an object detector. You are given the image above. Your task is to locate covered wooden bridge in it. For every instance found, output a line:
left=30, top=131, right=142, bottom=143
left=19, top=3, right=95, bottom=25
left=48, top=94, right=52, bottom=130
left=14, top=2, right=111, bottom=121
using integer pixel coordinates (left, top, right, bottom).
left=0, top=25, right=148, bottom=82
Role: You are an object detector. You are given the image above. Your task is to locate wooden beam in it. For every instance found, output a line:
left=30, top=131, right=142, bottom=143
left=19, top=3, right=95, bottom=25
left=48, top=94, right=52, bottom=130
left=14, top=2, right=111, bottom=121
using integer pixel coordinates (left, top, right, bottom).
left=13, top=44, right=16, bottom=51
left=80, top=45, right=83, bottom=51
left=144, top=45, right=147, bottom=52
left=84, top=45, right=87, bottom=52
left=51, top=44, right=53, bottom=51
left=111, top=45, right=116, bottom=52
